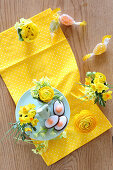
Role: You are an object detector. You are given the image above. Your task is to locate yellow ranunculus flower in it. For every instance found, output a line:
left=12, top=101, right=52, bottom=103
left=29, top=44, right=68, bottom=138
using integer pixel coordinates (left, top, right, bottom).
left=39, top=86, right=54, bottom=102
left=85, top=77, right=91, bottom=86
left=74, top=110, right=97, bottom=133
left=21, top=22, right=39, bottom=42
left=95, top=82, right=106, bottom=93
left=102, top=91, right=112, bottom=101
left=25, top=128, right=32, bottom=132
left=31, top=119, right=39, bottom=127
left=95, top=72, right=106, bottom=83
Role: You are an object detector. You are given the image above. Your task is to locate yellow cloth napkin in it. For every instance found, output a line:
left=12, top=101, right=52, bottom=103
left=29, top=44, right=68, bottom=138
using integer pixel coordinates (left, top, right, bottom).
left=0, top=8, right=112, bottom=166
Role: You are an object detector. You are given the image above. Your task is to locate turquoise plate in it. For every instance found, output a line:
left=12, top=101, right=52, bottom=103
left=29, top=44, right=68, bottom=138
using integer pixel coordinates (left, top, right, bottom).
left=15, top=88, right=70, bottom=141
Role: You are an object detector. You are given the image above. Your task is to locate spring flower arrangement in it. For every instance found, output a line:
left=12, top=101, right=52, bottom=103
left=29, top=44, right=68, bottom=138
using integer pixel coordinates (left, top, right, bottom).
left=80, top=72, right=112, bottom=106
left=31, top=77, right=63, bottom=103
left=1, top=104, right=39, bottom=142
left=74, top=110, right=97, bottom=133
left=50, top=8, right=86, bottom=39
left=83, top=35, right=112, bottom=61
left=15, top=18, right=39, bottom=42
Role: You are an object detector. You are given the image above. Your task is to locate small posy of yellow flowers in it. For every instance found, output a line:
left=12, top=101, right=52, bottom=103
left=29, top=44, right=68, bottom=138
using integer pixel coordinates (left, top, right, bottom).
left=21, top=23, right=39, bottom=42
left=32, top=140, right=49, bottom=155
left=83, top=35, right=112, bottom=61
left=15, top=18, right=39, bottom=42
left=102, top=91, right=112, bottom=101
left=74, top=110, right=97, bottom=133
left=39, top=86, right=54, bottom=102
left=19, top=104, right=39, bottom=126
left=83, top=72, right=112, bottom=106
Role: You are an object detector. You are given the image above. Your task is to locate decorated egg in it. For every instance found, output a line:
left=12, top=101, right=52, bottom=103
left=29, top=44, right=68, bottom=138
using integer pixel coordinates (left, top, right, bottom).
left=53, top=100, right=65, bottom=116
left=54, top=116, right=68, bottom=131
left=45, top=115, right=59, bottom=128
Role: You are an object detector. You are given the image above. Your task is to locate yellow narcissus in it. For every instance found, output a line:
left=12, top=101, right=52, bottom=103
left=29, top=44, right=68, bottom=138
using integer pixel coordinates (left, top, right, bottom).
left=21, top=22, right=39, bottom=42
left=85, top=77, right=91, bottom=86
left=95, top=82, right=109, bottom=93
left=74, top=110, right=97, bottom=133
left=102, top=91, right=112, bottom=101
left=31, top=119, right=39, bottom=127
left=19, top=104, right=39, bottom=126
left=39, top=86, right=54, bottom=102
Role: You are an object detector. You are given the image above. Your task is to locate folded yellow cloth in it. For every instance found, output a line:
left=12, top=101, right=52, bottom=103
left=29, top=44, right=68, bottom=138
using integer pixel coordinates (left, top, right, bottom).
left=0, top=8, right=112, bottom=166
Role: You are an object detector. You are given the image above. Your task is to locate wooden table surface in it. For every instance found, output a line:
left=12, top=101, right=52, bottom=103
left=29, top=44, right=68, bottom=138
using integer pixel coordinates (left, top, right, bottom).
left=0, top=0, right=113, bottom=170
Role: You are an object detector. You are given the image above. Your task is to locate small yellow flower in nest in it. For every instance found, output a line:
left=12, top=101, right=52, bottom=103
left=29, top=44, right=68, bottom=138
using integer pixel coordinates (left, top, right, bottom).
left=74, top=110, right=97, bottom=133
left=21, top=22, right=39, bottom=42
left=102, top=91, right=112, bottom=101
left=39, top=86, right=54, bottom=102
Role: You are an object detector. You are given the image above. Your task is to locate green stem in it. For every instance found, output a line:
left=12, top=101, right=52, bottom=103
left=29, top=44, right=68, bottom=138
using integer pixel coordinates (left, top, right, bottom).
left=14, top=137, right=33, bottom=144
left=15, top=131, right=22, bottom=142
left=7, top=127, right=17, bottom=138
left=0, top=126, right=14, bottom=142
left=14, top=127, right=21, bottom=138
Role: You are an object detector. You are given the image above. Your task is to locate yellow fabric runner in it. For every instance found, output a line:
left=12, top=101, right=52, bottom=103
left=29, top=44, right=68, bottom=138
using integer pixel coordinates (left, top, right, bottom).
left=0, top=8, right=112, bottom=166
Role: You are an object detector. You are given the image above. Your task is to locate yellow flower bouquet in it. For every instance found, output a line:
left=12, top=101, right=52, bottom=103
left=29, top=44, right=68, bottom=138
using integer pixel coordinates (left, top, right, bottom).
left=15, top=18, right=39, bottom=42
left=79, top=72, right=112, bottom=106
left=1, top=104, right=39, bottom=142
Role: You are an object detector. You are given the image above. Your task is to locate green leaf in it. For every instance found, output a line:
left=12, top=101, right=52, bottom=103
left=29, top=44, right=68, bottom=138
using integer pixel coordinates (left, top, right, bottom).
left=17, top=28, right=24, bottom=41
left=94, top=96, right=98, bottom=104
left=22, top=135, right=26, bottom=141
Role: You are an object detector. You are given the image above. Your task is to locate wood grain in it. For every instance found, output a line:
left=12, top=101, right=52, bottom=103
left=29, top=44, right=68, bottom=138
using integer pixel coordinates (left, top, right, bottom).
left=0, top=0, right=113, bottom=169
